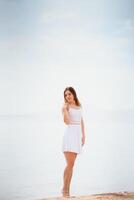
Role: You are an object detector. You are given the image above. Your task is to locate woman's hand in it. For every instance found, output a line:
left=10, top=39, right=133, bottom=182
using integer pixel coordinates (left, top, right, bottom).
left=62, top=102, right=69, bottom=112
left=62, top=103, right=70, bottom=124
left=82, top=135, right=85, bottom=146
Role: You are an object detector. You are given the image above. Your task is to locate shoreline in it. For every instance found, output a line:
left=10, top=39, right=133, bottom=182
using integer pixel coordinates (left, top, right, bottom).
left=40, top=191, right=134, bottom=200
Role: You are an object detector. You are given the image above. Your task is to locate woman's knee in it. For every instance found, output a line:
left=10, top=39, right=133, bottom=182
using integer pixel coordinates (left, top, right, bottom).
left=64, top=152, right=77, bottom=169
left=67, top=161, right=75, bottom=169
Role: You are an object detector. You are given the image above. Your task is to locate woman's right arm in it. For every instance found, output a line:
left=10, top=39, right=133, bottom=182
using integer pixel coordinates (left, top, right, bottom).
left=62, top=103, right=70, bottom=125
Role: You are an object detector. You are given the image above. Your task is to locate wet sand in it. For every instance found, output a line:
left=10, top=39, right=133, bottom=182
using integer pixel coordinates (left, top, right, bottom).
left=39, top=191, right=134, bottom=200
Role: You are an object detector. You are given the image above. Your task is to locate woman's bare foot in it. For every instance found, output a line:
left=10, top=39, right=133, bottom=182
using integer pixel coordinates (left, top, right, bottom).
left=61, top=189, right=70, bottom=198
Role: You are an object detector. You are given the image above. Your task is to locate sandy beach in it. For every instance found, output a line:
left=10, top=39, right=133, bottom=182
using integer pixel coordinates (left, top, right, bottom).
left=40, top=192, right=134, bottom=200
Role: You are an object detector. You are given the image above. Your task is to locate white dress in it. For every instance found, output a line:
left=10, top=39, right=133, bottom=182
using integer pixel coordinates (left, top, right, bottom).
left=62, top=107, right=83, bottom=154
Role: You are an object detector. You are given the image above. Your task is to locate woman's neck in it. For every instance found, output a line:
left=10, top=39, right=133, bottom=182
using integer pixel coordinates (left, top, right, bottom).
left=69, top=103, right=80, bottom=108
left=69, top=102, right=76, bottom=106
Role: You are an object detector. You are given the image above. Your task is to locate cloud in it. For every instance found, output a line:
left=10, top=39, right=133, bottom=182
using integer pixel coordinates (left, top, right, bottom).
left=111, top=19, right=134, bottom=61
left=41, top=11, right=77, bottom=23
left=39, top=29, right=131, bottom=70
left=115, top=19, right=134, bottom=36
left=124, top=19, right=134, bottom=31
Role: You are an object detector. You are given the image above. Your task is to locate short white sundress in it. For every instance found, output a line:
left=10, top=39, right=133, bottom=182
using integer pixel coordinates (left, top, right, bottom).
left=62, top=107, right=83, bottom=154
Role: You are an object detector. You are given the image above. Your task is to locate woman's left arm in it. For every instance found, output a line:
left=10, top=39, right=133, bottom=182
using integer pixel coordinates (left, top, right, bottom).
left=81, top=117, right=85, bottom=146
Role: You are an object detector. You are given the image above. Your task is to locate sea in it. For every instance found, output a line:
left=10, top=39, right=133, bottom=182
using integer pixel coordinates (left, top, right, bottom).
left=0, top=111, right=134, bottom=200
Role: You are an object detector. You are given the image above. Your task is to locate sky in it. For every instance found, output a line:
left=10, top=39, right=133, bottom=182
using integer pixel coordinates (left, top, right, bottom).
left=0, top=0, right=134, bottom=115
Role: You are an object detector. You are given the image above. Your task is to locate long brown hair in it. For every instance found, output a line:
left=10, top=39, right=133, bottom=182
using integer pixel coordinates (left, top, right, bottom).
left=64, top=86, right=81, bottom=107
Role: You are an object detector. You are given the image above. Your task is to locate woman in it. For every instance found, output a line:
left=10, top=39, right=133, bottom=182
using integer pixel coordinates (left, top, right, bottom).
left=61, top=86, right=85, bottom=197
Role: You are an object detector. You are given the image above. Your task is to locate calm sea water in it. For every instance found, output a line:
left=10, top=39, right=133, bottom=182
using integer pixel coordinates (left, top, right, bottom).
left=0, top=114, right=134, bottom=200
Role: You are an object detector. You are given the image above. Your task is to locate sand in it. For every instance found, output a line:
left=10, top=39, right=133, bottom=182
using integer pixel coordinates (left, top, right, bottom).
left=39, top=191, right=134, bottom=200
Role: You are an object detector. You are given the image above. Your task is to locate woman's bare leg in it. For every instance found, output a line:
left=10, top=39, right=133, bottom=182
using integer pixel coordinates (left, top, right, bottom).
left=62, top=152, right=77, bottom=196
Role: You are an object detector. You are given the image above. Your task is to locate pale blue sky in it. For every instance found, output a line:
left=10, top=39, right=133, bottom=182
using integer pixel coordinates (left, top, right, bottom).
left=0, top=0, right=134, bottom=115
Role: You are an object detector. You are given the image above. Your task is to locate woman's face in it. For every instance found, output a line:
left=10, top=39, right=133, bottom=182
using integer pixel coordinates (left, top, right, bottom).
left=64, top=90, right=74, bottom=103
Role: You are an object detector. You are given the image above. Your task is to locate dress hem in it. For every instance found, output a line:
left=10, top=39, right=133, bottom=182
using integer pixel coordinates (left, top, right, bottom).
left=62, top=150, right=81, bottom=154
